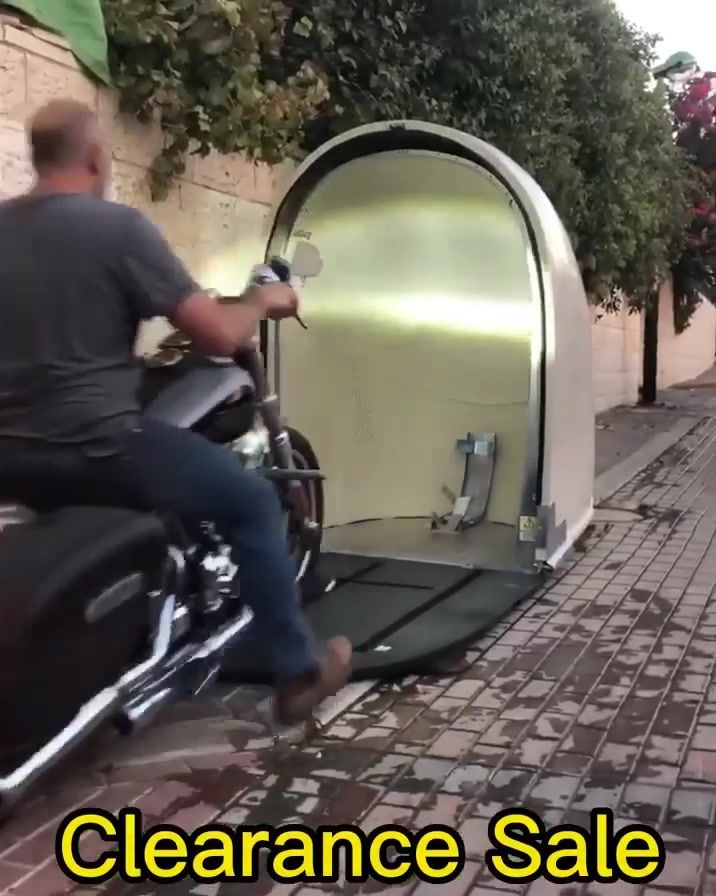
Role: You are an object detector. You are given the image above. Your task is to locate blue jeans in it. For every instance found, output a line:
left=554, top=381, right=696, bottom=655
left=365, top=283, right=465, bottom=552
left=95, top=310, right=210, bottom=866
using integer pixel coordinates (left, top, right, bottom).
left=122, top=418, right=319, bottom=682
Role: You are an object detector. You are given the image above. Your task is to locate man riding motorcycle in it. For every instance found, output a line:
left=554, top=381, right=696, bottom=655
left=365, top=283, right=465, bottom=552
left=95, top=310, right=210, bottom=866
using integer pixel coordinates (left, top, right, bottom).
left=0, top=99, right=352, bottom=725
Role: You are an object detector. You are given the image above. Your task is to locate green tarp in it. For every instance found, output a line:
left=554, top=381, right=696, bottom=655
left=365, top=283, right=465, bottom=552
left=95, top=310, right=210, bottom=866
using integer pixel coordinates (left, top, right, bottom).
left=2, top=0, right=111, bottom=85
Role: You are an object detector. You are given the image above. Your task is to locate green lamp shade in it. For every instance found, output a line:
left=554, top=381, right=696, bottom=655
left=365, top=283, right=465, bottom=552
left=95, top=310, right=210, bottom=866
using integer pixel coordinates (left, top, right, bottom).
left=653, top=51, right=699, bottom=80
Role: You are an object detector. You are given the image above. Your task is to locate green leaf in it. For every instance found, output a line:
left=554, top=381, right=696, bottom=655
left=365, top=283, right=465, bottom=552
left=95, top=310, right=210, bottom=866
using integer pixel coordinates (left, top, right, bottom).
left=293, top=16, right=313, bottom=38
left=201, top=35, right=234, bottom=54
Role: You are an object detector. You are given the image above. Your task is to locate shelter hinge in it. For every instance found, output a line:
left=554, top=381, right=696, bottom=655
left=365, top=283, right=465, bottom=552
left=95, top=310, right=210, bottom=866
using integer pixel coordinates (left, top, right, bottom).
left=432, top=432, right=497, bottom=534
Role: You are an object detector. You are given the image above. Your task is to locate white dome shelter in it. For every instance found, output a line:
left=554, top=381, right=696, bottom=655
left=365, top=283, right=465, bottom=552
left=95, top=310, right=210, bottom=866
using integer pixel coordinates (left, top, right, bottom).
left=228, top=120, right=594, bottom=680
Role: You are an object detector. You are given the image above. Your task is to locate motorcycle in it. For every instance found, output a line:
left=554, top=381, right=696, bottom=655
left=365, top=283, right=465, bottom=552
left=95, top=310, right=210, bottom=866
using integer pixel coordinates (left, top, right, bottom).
left=0, top=258, right=326, bottom=811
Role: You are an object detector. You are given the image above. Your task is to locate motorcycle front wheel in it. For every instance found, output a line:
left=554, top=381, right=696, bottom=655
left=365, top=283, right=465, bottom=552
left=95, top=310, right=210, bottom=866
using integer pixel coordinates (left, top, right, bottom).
left=203, top=409, right=324, bottom=590
left=286, top=427, right=324, bottom=582
left=282, top=429, right=326, bottom=600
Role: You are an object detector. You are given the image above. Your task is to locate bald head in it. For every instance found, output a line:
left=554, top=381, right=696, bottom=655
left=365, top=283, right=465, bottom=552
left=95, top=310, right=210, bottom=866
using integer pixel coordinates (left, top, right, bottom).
left=27, top=100, right=109, bottom=196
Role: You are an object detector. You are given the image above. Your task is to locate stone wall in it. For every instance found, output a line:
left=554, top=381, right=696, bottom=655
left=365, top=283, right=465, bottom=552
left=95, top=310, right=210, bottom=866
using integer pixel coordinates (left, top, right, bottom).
left=1, top=13, right=714, bottom=406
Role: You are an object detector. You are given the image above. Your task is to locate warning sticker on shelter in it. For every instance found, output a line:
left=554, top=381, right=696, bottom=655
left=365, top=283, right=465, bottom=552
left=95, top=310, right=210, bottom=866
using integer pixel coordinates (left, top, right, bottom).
left=518, top=515, right=538, bottom=542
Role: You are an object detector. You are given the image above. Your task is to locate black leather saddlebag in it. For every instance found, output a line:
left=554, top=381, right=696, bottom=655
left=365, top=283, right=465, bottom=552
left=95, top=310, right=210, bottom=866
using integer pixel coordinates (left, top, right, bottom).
left=0, top=506, right=168, bottom=770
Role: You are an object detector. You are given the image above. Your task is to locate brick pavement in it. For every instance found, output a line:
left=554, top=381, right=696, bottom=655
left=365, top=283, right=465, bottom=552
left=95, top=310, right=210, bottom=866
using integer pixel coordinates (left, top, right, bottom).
left=2, top=414, right=716, bottom=895
left=595, top=366, right=716, bottom=478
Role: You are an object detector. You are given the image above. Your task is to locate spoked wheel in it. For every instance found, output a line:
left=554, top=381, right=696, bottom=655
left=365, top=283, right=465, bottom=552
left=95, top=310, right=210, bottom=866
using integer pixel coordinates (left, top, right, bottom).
left=207, top=411, right=325, bottom=596
left=282, top=427, right=324, bottom=589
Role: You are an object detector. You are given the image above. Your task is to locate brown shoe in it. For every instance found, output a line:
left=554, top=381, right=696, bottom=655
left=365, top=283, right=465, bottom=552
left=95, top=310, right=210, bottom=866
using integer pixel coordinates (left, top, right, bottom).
left=273, top=636, right=352, bottom=726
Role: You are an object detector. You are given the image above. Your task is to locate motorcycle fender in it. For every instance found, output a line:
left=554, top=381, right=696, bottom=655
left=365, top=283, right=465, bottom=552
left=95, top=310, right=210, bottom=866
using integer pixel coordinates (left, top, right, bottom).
left=144, top=365, right=256, bottom=429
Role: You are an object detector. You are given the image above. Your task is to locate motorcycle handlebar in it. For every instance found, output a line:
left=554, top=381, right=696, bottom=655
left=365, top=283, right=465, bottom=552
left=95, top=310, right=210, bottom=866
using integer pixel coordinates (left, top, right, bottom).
left=218, top=256, right=307, bottom=328
left=249, top=258, right=308, bottom=330
left=232, top=346, right=266, bottom=397
left=219, top=296, right=307, bottom=329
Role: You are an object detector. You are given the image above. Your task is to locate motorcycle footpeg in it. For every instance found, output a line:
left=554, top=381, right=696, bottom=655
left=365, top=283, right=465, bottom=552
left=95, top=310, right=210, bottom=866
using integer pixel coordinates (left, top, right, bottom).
left=299, top=520, right=322, bottom=554
left=259, top=468, right=326, bottom=482
left=300, top=567, right=335, bottom=603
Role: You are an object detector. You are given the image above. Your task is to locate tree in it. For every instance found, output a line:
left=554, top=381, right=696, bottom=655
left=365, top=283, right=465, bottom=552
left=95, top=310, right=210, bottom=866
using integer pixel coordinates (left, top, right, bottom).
left=671, top=71, right=716, bottom=330
left=102, top=0, right=329, bottom=199
left=104, top=0, right=690, bottom=307
left=280, top=0, right=688, bottom=307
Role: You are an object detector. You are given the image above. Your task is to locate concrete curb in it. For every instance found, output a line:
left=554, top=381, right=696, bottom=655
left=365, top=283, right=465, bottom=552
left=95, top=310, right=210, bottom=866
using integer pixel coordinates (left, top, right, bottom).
left=594, top=415, right=704, bottom=505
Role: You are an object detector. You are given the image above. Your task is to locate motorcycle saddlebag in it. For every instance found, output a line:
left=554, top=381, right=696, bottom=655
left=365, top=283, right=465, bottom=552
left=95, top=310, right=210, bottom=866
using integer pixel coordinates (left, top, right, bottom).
left=0, top=506, right=168, bottom=771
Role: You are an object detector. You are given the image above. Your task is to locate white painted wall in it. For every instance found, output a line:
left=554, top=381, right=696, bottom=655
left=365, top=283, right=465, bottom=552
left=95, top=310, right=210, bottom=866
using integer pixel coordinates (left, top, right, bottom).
left=657, top=280, right=716, bottom=390
left=591, top=303, right=643, bottom=412
left=592, top=282, right=715, bottom=412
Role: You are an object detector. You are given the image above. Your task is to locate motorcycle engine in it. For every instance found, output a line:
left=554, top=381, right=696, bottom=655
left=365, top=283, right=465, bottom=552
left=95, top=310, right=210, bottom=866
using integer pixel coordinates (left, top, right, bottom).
left=195, top=523, right=239, bottom=612
left=201, top=544, right=237, bottom=594
left=231, top=418, right=270, bottom=469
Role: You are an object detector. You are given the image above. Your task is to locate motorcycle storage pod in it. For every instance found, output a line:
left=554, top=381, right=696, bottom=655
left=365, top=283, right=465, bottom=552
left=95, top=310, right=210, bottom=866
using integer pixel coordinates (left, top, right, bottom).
left=223, top=120, right=594, bottom=682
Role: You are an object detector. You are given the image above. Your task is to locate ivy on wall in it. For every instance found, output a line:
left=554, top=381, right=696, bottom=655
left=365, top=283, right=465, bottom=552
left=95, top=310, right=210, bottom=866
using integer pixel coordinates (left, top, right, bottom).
left=103, top=0, right=691, bottom=312
left=102, top=0, right=328, bottom=199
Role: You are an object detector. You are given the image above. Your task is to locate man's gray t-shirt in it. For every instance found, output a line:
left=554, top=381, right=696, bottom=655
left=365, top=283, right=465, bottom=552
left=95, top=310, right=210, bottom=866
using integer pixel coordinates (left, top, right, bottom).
left=0, top=193, right=198, bottom=449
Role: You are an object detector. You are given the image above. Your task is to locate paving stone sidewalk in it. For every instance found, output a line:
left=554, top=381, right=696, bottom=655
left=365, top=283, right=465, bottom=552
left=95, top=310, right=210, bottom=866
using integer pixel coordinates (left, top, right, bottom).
left=595, top=366, right=716, bottom=479
left=3, top=403, right=716, bottom=895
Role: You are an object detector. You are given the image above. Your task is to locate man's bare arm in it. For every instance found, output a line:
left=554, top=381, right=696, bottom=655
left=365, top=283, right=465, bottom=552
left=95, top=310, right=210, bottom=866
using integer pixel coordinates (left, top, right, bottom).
left=168, top=288, right=266, bottom=357
left=168, top=281, right=299, bottom=358
left=116, top=209, right=298, bottom=354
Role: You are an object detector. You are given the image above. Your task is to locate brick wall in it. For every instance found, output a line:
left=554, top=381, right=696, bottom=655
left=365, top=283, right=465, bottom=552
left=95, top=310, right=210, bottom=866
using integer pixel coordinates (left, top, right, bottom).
left=2, top=14, right=714, bottom=407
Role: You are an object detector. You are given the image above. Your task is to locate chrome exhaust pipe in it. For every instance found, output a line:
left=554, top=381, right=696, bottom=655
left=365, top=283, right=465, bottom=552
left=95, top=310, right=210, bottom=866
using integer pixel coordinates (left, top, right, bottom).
left=117, top=685, right=183, bottom=735
left=0, top=688, right=120, bottom=809
left=118, top=594, right=176, bottom=691
left=0, top=597, right=251, bottom=807
left=0, top=593, right=177, bottom=809
left=115, top=605, right=253, bottom=734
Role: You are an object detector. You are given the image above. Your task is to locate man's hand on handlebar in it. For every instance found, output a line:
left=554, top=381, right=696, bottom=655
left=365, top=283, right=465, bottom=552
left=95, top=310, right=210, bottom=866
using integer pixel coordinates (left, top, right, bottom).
left=249, top=281, right=298, bottom=320
left=248, top=282, right=307, bottom=328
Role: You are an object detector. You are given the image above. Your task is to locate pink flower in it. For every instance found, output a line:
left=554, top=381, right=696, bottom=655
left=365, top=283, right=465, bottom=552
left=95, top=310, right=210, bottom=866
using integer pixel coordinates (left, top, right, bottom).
left=689, top=80, right=712, bottom=102
left=675, top=100, right=699, bottom=121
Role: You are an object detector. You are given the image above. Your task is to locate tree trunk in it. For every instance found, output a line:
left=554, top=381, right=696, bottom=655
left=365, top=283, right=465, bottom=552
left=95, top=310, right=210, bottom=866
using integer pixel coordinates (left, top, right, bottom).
left=640, top=288, right=659, bottom=405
